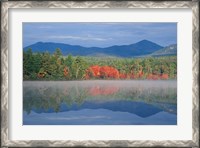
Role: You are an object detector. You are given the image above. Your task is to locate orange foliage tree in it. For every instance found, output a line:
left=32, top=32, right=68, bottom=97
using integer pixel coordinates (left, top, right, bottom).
left=63, top=66, right=69, bottom=77
left=99, top=66, right=119, bottom=79
left=86, top=65, right=119, bottom=79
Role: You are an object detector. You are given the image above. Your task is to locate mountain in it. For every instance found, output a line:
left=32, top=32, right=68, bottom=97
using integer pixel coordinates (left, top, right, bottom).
left=23, top=40, right=164, bottom=57
left=150, top=44, right=177, bottom=56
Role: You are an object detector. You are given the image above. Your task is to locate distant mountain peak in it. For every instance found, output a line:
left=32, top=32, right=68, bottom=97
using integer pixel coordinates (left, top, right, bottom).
left=138, top=39, right=151, bottom=43
left=35, top=41, right=44, bottom=44
left=135, top=39, right=161, bottom=45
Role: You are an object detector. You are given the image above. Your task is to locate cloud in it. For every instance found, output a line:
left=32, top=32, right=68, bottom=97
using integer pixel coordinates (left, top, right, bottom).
left=48, top=35, right=112, bottom=41
left=23, top=22, right=176, bottom=47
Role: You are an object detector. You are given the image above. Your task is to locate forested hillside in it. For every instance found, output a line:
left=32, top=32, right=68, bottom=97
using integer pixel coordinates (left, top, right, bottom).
left=151, top=44, right=177, bottom=56
left=23, top=48, right=177, bottom=80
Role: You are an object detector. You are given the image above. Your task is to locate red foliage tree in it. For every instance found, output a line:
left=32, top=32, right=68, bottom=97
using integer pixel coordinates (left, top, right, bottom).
left=86, top=65, right=119, bottom=79
left=160, top=73, right=169, bottom=79
left=147, top=74, right=159, bottom=80
left=119, top=73, right=127, bottom=79
left=86, top=65, right=169, bottom=80
left=99, top=66, right=119, bottom=79
left=138, top=70, right=143, bottom=78
left=86, top=65, right=101, bottom=78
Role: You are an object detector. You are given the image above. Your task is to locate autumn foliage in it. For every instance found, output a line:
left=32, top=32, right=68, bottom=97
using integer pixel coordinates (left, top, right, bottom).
left=85, top=65, right=169, bottom=80
left=86, top=65, right=101, bottom=78
left=23, top=48, right=176, bottom=80
left=63, top=66, right=69, bottom=77
left=100, top=66, right=119, bottom=78
left=86, top=65, right=120, bottom=79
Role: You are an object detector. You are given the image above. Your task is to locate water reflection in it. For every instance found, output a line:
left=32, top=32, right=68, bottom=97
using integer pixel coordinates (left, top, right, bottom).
left=23, top=80, right=177, bottom=125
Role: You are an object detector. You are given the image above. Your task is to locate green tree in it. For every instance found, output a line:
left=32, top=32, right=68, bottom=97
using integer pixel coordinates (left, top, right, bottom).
left=54, top=48, right=62, bottom=58
left=71, top=56, right=88, bottom=79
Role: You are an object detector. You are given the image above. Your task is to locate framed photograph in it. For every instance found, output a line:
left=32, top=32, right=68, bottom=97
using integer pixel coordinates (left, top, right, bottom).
left=1, top=1, right=199, bottom=147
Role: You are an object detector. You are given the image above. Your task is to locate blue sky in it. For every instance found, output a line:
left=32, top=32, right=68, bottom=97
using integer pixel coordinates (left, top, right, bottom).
left=23, top=22, right=177, bottom=48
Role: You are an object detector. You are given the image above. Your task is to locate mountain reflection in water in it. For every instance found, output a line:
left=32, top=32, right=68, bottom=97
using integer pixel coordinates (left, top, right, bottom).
left=23, top=80, right=177, bottom=125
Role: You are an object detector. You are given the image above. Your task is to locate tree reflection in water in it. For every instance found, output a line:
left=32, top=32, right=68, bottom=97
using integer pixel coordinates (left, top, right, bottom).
left=23, top=80, right=177, bottom=115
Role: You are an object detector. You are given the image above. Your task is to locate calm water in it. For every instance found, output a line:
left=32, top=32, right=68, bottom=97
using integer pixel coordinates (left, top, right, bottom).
left=23, top=80, right=177, bottom=125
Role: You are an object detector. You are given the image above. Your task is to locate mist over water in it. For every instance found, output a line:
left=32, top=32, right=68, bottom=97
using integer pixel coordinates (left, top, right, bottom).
left=23, top=80, right=177, bottom=125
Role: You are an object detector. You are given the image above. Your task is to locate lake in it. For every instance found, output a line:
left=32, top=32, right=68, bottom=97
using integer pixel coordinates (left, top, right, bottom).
left=23, top=80, right=177, bottom=125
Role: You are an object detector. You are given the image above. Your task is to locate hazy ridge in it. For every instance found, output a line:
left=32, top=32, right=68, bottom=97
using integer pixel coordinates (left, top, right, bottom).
left=23, top=39, right=171, bottom=57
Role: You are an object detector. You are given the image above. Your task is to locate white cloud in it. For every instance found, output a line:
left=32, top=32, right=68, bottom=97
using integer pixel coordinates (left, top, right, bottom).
left=48, top=35, right=112, bottom=41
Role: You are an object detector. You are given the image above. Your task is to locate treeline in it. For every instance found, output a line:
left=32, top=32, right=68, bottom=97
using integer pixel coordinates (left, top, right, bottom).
left=23, top=48, right=177, bottom=80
